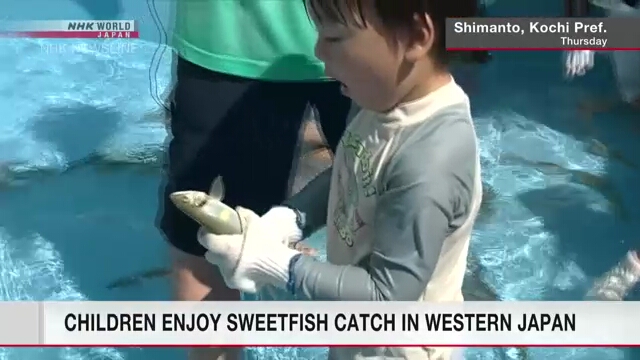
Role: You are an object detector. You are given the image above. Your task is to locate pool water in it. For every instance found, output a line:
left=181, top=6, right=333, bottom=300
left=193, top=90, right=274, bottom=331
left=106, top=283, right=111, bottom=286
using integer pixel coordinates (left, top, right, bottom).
left=2, top=1, right=640, bottom=360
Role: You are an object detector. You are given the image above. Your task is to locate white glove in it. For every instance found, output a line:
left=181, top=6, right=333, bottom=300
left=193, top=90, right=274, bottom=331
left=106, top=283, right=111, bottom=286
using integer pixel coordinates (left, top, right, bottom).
left=198, top=206, right=302, bottom=293
left=564, top=50, right=595, bottom=78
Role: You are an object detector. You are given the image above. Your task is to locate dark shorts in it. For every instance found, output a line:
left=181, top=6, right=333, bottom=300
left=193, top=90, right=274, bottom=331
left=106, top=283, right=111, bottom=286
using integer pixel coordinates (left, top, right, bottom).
left=158, top=57, right=351, bottom=256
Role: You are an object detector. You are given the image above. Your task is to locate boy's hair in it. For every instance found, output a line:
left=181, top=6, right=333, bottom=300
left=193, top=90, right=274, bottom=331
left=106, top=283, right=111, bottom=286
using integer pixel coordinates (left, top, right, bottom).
left=306, top=0, right=491, bottom=65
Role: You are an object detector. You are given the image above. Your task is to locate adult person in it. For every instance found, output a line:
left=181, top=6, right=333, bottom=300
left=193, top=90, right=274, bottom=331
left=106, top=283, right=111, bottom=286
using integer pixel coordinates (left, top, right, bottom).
left=158, top=2, right=351, bottom=360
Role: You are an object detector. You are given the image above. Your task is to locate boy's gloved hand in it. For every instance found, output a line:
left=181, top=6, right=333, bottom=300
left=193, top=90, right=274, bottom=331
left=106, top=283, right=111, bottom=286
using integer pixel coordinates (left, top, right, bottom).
left=564, top=50, right=595, bottom=78
left=197, top=206, right=302, bottom=293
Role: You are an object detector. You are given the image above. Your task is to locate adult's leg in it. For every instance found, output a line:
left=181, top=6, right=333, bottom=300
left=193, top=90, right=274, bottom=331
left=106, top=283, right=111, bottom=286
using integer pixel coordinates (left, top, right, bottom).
left=611, top=48, right=640, bottom=104
left=290, top=115, right=333, bottom=195
left=158, top=57, right=308, bottom=360
left=587, top=249, right=640, bottom=300
left=308, top=81, right=353, bottom=154
left=610, top=3, right=640, bottom=107
left=300, top=112, right=326, bottom=154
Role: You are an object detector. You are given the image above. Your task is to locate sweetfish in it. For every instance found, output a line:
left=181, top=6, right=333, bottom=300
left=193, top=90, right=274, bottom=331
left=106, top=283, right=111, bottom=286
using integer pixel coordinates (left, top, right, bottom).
left=170, top=176, right=316, bottom=255
left=170, top=176, right=244, bottom=236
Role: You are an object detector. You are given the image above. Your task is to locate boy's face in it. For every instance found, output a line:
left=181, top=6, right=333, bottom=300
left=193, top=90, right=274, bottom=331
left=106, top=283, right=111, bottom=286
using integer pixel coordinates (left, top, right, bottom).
left=310, top=5, right=423, bottom=112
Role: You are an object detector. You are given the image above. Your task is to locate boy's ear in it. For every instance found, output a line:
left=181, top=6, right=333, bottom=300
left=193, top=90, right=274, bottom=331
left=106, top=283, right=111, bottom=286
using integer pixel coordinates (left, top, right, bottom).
left=404, top=13, right=435, bottom=62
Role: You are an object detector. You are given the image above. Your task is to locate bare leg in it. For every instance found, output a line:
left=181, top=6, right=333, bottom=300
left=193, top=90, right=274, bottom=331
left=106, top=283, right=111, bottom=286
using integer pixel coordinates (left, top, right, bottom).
left=300, top=117, right=328, bottom=154
left=290, top=118, right=333, bottom=195
left=170, top=247, right=242, bottom=360
left=587, top=250, right=640, bottom=300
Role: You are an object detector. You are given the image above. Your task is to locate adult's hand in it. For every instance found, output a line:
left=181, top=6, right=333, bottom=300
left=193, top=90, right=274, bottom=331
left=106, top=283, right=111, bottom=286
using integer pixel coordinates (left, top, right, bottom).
left=564, top=50, right=595, bottom=79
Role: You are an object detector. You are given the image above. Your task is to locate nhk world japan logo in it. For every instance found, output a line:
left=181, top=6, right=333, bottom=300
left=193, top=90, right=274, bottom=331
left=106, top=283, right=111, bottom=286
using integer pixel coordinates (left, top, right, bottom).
left=0, top=20, right=139, bottom=39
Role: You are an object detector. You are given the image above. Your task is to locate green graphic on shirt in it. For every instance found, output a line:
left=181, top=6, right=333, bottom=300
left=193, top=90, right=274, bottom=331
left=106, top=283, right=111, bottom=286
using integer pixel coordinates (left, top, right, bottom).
left=340, top=131, right=376, bottom=197
left=333, top=131, right=376, bottom=247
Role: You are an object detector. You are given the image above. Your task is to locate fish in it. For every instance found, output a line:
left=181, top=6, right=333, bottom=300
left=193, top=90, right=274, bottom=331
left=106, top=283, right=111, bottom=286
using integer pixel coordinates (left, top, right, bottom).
left=170, top=177, right=318, bottom=255
left=0, top=148, right=164, bottom=190
left=68, top=151, right=164, bottom=176
left=569, top=170, right=628, bottom=219
left=499, top=153, right=627, bottom=219
left=141, top=83, right=173, bottom=129
left=0, top=161, right=70, bottom=189
left=170, top=176, right=245, bottom=236
left=0, top=162, right=27, bottom=187
left=462, top=255, right=500, bottom=301
left=106, top=267, right=171, bottom=290
left=499, top=153, right=569, bottom=176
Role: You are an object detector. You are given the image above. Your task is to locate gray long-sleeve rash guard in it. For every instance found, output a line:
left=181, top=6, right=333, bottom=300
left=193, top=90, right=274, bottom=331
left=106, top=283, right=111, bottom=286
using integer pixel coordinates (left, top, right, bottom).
left=288, top=81, right=480, bottom=301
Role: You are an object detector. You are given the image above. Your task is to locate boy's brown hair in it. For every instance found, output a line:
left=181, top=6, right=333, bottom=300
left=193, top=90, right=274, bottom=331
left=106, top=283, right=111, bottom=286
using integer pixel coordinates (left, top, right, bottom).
left=306, top=0, right=491, bottom=65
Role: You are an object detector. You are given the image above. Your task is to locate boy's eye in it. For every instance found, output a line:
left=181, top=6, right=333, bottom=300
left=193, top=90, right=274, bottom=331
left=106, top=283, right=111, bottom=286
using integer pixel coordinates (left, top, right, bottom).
left=322, top=36, right=343, bottom=43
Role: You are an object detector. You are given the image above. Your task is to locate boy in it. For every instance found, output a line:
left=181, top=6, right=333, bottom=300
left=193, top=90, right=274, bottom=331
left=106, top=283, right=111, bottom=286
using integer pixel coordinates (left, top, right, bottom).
left=198, top=1, right=486, bottom=359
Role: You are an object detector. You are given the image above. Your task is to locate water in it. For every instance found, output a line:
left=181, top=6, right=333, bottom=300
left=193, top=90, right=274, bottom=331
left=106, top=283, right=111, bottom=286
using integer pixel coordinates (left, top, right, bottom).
left=2, top=1, right=640, bottom=360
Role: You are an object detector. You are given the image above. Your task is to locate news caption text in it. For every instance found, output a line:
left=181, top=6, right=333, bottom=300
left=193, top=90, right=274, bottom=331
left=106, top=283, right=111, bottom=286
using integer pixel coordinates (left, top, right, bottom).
left=446, top=17, right=640, bottom=50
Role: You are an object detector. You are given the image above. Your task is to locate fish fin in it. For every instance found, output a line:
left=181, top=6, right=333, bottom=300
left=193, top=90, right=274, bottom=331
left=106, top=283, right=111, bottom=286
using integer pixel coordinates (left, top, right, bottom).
left=209, top=176, right=225, bottom=201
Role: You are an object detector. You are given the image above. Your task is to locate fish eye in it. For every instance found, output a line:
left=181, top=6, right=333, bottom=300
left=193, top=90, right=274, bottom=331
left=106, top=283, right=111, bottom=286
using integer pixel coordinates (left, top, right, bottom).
left=194, top=195, right=208, bottom=207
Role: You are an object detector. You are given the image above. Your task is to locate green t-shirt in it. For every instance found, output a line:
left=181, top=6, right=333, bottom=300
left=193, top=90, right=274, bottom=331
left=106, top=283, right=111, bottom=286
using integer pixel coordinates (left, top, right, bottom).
left=172, top=0, right=327, bottom=81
